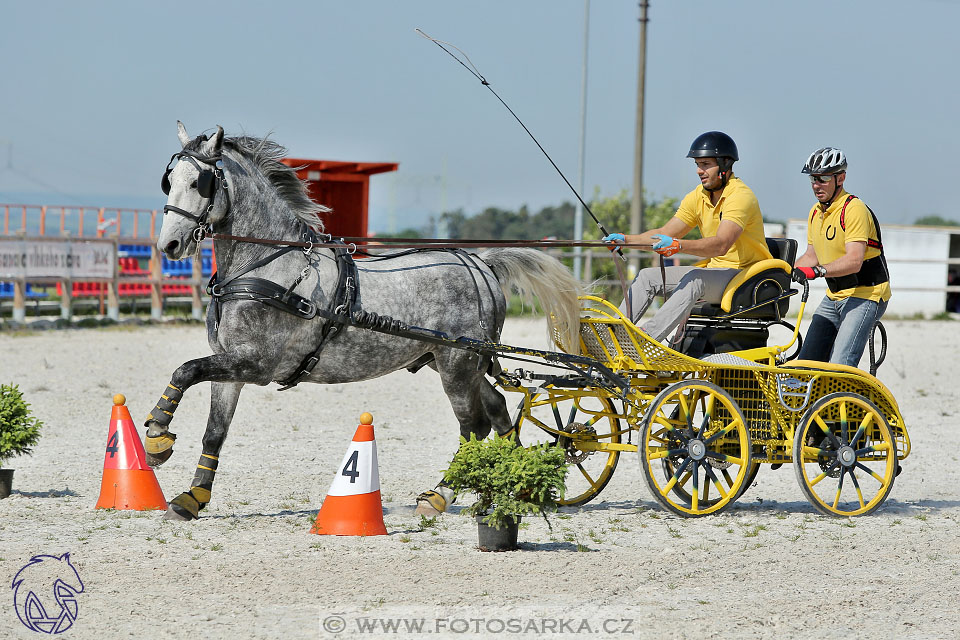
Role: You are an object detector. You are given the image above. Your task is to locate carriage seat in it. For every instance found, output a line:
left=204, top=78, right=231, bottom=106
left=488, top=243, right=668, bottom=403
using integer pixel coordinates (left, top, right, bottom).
left=689, top=237, right=798, bottom=321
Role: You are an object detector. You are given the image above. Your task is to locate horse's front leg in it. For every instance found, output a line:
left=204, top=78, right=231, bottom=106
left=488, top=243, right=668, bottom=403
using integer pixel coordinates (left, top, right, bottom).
left=165, top=381, right=244, bottom=521
left=143, top=352, right=266, bottom=466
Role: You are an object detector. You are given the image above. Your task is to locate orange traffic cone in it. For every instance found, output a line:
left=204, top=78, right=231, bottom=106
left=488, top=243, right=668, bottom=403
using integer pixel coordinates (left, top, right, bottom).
left=311, top=412, right=387, bottom=536
left=95, top=394, right=167, bottom=510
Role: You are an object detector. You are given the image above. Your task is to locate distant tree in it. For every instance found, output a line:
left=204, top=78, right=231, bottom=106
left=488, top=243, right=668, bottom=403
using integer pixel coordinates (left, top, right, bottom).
left=582, top=189, right=688, bottom=240
left=376, top=227, right=424, bottom=239
left=459, top=206, right=526, bottom=239
left=435, top=190, right=687, bottom=251
left=438, top=209, right=467, bottom=238
left=914, top=215, right=959, bottom=227
left=532, top=201, right=576, bottom=238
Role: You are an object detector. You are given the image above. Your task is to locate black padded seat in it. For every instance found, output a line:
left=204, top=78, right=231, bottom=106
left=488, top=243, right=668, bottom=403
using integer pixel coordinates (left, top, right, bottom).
left=689, top=237, right=798, bottom=321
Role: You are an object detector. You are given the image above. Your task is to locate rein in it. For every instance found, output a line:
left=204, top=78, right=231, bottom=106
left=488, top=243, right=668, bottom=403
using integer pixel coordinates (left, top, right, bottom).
left=201, top=231, right=656, bottom=252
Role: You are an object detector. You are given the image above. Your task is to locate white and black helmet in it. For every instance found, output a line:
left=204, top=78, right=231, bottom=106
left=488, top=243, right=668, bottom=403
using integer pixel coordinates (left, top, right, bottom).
left=802, top=147, right=847, bottom=175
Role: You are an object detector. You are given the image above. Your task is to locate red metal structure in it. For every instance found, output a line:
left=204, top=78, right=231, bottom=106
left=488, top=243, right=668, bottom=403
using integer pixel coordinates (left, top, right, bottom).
left=280, top=159, right=398, bottom=238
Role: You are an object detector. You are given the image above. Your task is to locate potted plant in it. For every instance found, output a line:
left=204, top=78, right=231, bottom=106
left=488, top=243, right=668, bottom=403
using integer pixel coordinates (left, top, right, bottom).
left=443, top=434, right=567, bottom=551
left=0, top=383, right=43, bottom=498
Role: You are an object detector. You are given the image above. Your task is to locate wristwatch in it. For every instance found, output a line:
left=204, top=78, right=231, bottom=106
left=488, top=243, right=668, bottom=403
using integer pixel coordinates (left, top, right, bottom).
left=814, top=265, right=827, bottom=278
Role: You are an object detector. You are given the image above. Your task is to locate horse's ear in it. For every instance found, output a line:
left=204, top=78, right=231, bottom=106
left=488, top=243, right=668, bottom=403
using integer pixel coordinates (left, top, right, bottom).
left=212, top=125, right=224, bottom=151
left=177, top=121, right=191, bottom=147
left=201, top=126, right=224, bottom=156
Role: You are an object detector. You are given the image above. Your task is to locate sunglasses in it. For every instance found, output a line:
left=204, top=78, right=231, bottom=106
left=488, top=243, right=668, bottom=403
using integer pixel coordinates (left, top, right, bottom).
left=809, top=175, right=835, bottom=184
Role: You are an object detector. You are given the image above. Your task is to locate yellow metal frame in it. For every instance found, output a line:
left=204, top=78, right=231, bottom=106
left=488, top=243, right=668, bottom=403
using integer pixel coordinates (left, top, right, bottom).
left=542, top=295, right=909, bottom=462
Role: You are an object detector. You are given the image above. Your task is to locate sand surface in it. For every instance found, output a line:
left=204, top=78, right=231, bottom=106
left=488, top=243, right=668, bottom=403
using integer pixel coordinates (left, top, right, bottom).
left=0, top=317, right=957, bottom=639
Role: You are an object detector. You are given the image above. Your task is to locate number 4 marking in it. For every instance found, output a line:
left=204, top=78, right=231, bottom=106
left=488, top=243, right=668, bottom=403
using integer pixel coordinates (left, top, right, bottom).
left=106, top=431, right=119, bottom=458
left=341, top=450, right=360, bottom=483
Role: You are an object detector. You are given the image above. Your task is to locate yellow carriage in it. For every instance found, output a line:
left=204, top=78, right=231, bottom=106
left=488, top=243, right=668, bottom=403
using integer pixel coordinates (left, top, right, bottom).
left=504, top=244, right=908, bottom=518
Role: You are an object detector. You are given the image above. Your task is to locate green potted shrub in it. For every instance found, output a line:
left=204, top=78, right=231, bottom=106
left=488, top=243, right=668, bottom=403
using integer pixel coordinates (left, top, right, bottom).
left=443, top=434, right=567, bottom=551
left=0, top=383, right=43, bottom=498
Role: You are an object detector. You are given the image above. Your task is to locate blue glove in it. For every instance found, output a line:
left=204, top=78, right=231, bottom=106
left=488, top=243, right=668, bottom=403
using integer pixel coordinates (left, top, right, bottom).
left=602, top=233, right=625, bottom=244
left=652, top=234, right=674, bottom=249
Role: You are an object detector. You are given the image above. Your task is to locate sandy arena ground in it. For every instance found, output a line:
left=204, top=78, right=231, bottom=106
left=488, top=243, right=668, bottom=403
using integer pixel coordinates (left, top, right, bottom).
left=0, top=317, right=958, bottom=639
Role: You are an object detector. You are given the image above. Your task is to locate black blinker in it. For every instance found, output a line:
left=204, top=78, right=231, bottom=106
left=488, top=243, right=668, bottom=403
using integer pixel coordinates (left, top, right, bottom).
left=197, top=170, right=216, bottom=198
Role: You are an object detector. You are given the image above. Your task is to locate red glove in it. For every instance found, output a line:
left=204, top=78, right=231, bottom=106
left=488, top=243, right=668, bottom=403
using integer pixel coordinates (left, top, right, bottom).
left=792, top=265, right=826, bottom=282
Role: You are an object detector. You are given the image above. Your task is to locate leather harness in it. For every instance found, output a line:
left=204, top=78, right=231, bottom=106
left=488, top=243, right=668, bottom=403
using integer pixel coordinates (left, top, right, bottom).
left=206, top=236, right=360, bottom=390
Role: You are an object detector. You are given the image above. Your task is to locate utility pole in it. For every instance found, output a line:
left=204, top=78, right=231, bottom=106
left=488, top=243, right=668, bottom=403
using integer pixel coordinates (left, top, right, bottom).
left=573, top=0, right=590, bottom=281
left=630, top=0, right=650, bottom=274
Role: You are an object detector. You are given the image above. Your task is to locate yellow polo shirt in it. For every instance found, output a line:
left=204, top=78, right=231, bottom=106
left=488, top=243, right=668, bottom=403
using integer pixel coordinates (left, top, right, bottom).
left=674, top=175, right=772, bottom=269
left=806, top=189, right=891, bottom=302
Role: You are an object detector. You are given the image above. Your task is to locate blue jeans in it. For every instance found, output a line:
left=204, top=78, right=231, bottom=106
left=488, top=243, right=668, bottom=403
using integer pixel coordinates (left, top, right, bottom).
left=798, top=296, right=888, bottom=368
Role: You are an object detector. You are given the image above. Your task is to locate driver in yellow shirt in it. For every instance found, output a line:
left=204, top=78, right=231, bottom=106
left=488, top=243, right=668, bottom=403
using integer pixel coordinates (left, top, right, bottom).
left=792, top=147, right=891, bottom=368
left=603, top=131, right=772, bottom=343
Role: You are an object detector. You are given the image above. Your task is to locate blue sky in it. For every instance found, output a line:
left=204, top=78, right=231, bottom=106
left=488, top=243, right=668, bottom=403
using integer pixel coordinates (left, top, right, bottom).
left=1, top=1, right=956, bottom=233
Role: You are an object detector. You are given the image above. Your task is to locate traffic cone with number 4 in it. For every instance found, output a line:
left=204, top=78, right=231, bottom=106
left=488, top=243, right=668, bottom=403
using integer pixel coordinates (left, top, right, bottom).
left=311, top=412, right=387, bottom=536
left=95, top=394, right=167, bottom=510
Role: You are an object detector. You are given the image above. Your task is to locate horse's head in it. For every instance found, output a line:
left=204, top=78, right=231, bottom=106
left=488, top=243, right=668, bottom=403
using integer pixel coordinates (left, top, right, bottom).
left=157, top=121, right=231, bottom=259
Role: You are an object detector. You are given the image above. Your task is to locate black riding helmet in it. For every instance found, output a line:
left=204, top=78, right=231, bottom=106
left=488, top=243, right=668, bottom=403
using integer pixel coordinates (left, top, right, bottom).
left=687, top=131, right=738, bottom=190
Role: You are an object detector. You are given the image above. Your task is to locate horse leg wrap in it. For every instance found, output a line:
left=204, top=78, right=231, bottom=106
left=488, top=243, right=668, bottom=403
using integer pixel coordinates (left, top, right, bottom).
left=146, top=383, right=183, bottom=429
left=144, top=383, right=182, bottom=467
left=188, top=454, right=218, bottom=507
left=415, top=481, right=456, bottom=516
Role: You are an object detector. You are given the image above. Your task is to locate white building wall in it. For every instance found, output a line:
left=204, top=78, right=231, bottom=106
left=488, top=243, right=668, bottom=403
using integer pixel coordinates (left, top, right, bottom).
left=786, top=221, right=951, bottom=316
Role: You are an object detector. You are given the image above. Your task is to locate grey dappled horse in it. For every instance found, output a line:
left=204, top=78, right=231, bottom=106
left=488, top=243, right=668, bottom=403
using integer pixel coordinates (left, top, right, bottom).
left=146, top=122, right=583, bottom=520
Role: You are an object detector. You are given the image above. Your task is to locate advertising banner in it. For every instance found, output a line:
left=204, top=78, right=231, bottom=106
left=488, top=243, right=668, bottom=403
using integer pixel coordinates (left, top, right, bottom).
left=0, top=238, right=116, bottom=279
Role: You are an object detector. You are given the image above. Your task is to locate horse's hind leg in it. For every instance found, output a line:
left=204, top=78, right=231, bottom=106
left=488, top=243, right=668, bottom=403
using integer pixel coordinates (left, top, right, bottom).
left=415, top=354, right=512, bottom=516
left=165, top=381, right=244, bottom=521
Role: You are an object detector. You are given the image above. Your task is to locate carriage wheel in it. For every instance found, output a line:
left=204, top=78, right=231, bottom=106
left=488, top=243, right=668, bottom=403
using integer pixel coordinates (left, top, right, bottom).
left=513, top=386, right=624, bottom=506
left=660, top=407, right=761, bottom=503
left=793, top=392, right=897, bottom=516
left=639, top=381, right=751, bottom=517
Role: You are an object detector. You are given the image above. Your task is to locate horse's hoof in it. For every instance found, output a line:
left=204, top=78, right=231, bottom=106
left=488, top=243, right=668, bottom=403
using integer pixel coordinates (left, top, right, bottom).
left=415, top=501, right=443, bottom=517
left=162, top=505, right=194, bottom=521
left=415, top=487, right=454, bottom=516
left=164, top=492, right=200, bottom=520
left=144, top=430, right=177, bottom=468
left=146, top=448, right=174, bottom=468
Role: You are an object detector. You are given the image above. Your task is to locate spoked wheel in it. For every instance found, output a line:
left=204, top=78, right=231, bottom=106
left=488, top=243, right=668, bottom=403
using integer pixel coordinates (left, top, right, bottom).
left=661, top=407, right=760, bottom=503
left=513, top=385, right=625, bottom=506
left=640, top=380, right=752, bottom=517
left=793, top=392, right=897, bottom=516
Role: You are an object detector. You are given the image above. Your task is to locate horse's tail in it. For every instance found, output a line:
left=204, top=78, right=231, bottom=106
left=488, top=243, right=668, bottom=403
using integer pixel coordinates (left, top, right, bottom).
left=480, top=248, right=583, bottom=354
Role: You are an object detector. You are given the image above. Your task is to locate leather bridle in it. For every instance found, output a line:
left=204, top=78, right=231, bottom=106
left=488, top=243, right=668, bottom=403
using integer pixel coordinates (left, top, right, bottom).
left=161, top=148, right=230, bottom=243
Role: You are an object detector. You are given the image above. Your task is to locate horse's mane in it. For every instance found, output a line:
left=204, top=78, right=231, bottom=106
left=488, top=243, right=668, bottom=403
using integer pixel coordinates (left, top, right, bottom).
left=219, top=135, right=330, bottom=231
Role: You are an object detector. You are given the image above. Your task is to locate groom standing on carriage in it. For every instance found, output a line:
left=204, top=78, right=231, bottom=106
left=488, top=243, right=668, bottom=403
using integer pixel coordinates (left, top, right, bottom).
left=790, top=147, right=891, bottom=368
